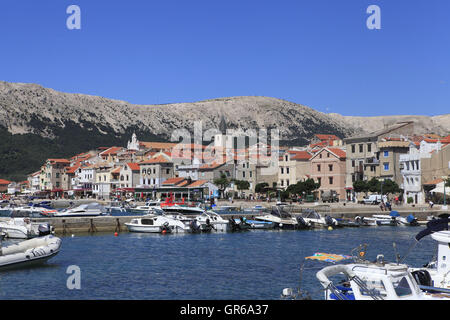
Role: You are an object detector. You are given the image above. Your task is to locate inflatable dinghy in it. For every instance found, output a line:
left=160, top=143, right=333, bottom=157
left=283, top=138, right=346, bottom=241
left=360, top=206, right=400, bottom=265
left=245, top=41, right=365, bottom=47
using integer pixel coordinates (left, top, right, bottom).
left=0, top=235, right=61, bottom=270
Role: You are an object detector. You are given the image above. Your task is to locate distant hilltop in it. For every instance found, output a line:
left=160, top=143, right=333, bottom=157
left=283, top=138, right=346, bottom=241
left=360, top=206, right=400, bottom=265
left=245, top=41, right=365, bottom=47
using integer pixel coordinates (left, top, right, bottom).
left=0, top=81, right=448, bottom=180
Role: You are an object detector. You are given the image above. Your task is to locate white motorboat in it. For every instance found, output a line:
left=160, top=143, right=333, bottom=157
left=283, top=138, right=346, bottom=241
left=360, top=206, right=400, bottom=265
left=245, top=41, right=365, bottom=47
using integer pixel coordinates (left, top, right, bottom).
left=255, top=206, right=304, bottom=229
left=53, top=203, right=106, bottom=217
left=125, top=213, right=192, bottom=234
left=6, top=205, right=57, bottom=218
left=161, top=204, right=205, bottom=215
left=299, top=209, right=339, bottom=229
left=0, top=218, right=54, bottom=239
left=365, top=215, right=399, bottom=226
left=0, top=235, right=61, bottom=270
left=195, top=211, right=229, bottom=232
left=314, top=258, right=450, bottom=300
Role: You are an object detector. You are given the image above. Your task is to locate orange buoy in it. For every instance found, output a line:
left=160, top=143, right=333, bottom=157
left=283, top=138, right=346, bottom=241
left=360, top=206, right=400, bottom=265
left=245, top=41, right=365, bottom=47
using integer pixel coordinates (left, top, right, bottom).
left=114, top=232, right=118, bottom=237
left=161, top=230, right=167, bottom=234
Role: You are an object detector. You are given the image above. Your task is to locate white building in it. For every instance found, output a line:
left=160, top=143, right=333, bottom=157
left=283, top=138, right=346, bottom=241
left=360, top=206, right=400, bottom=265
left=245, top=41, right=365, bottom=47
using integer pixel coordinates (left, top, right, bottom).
left=400, top=140, right=442, bottom=205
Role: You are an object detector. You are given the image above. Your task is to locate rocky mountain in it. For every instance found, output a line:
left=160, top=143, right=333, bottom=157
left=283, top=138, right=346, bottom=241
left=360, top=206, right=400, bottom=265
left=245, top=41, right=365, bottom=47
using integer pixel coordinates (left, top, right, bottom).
left=327, top=113, right=450, bottom=137
left=0, top=81, right=448, bottom=180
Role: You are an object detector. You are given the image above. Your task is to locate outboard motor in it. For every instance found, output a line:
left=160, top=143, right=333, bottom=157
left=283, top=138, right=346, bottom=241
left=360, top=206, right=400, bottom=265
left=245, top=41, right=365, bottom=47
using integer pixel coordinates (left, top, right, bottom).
left=228, top=218, right=239, bottom=232
left=159, top=222, right=172, bottom=234
left=325, top=215, right=334, bottom=226
left=296, top=216, right=309, bottom=229
left=189, top=220, right=201, bottom=233
left=411, top=270, right=432, bottom=287
left=38, top=223, right=52, bottom=236
left=407, top=214, right=419, bottom=226
left=239, top=216, right=251, bottom=229
left=204, top=218, right=214, bottom=232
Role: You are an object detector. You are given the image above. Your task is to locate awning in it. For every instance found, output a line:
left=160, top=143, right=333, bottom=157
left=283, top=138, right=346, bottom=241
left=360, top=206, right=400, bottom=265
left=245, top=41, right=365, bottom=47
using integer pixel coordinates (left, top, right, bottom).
left=430, top=182, right=448, bottom=194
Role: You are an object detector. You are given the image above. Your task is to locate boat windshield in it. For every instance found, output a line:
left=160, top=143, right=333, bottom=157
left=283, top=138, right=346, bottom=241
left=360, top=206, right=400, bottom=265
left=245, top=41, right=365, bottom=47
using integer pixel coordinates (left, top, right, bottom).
left=391, top=276, right=413, bottom=297
left=358, top=278, right=388, bottom=298
left=301, top=210, right=321, bottom=220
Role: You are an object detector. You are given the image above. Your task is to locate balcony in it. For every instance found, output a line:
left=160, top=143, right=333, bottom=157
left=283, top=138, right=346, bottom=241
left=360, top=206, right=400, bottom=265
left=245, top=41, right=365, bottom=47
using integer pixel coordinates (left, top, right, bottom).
left=364, top=157, right=379, bottom=165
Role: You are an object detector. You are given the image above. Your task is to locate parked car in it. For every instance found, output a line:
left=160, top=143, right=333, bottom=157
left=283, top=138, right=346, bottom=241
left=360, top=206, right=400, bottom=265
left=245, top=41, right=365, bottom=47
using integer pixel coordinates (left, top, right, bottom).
left=321, top=190, right=339, bottom=203
left=363, top=194, right=382, bottom=205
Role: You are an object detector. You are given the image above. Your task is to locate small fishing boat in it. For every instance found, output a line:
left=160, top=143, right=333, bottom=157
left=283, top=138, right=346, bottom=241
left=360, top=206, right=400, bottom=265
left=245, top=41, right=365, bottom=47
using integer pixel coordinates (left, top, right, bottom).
left=0, top=218, right=54, bottom=239
left=354, top=216, right=378, bottom=226
left=195, top=211, right=229, bottom=232
left=228, top=217, right=252, bottom=232
left=53, top=203, right=107, bottom=217
left=315, top=259, right=450, bottom=300
left=125, top=214, right=191, bottom=234
left=282, top=247, right=450, bottom=300
left=0, top=235, right=62, bottom=270
left=255, top=206, right=304, bottom=229
left=299, top=209, right=339, bottom=229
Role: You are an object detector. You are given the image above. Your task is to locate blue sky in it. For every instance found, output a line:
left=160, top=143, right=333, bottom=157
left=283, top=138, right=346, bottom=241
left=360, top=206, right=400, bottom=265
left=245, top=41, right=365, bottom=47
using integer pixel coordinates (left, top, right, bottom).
left=0, top=0, right=448, bottom=116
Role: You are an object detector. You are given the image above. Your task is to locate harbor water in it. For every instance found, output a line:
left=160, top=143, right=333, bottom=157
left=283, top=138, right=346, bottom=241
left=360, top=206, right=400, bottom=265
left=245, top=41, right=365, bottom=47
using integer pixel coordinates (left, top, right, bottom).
left=0, top=226, right=436, bottom=300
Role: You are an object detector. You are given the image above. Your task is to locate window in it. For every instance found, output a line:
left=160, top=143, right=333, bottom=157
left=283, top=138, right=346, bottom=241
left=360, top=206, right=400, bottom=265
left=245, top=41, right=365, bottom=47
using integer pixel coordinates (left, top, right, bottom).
left=317, top=177, right=321, bottom=185
left=285, top=155, right=288, bottom=161
left=392, top=276, right=413, bottom=297
left=352, top=174, right=355, bottom=182
left=280, top=180, right=284, bottom=187
left=166, top=169, right=170, bottom=174
left=243, top=171, right=246, bottom=178
left=351, top=145, right=355, bottom=153
left=384, top=163, right=389, bottom=171
left=329, top=177, right=333, bottom=185
left=384, top=151, right=389, bottom=157
left=319, top=153, right=322, bottom=159
left=250, top=171, right=252, bottom=178
left=359, top=144, right=363, bottom=153
left=352, top=160, right=355, bottom=168
left=317, top=164, right=321, bottom=172
left=281, top=167, right=284, bottom=174
left=329, top=164, right=333, bottom=172
left=286, top=167, right=290, bottom=174
left=327, top=153, right=330, bottom=158
left=368, top=143, right=372, bottom=152
left=286, top=179, right=290, bottom=186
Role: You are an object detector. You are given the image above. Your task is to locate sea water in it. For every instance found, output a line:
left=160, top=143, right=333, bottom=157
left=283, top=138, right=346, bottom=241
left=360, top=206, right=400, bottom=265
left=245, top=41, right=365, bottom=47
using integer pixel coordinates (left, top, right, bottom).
left=0, top=226, right=436, bottom=300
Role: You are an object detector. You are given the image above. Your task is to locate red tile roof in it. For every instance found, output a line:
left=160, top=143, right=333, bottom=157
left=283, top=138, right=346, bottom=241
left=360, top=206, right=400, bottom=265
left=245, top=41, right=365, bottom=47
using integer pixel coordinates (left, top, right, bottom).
left=100, top=147, right=122, bottom=156
left=127, top=163, right=140, bottom=171
left=0, top=179, right=11, bottom=185
left=162, top=177, right=186, bottom=186
left=140, top=155, right=171, bottom=164
left=328, top=148, right=346, bottom=159
left=48, top=159, right=70, bottom=164
left=315, top=134, right=340, bottom=141
left=188, top=180, right=209, bottom=188
left=289, top=151, right=312, bottom=161
left=65, top=165, right=81, bottom=174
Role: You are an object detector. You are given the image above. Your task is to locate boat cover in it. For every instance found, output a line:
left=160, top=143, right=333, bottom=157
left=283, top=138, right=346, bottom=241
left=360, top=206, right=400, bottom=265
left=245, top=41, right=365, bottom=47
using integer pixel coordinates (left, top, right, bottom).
left=305, top=253, right=352, bottom=263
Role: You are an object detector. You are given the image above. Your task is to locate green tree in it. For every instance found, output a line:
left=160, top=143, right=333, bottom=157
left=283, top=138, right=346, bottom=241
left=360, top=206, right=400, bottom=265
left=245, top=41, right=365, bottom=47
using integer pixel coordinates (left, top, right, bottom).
left=234, top=180, right=250, bottom=197
left=213, top=174, right=230, bottom=199
left=367, top=178, right=381, bottom=193
left=255, top=182, right=269, bottom=193
left=353, top=180, right=368, bottom=194
left=381, top=179, right=401, bottom=195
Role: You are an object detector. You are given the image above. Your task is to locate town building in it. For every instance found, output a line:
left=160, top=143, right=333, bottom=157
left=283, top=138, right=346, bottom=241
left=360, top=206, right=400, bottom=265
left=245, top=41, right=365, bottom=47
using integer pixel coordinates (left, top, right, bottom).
left=310, top=147, right=347, bottom=201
